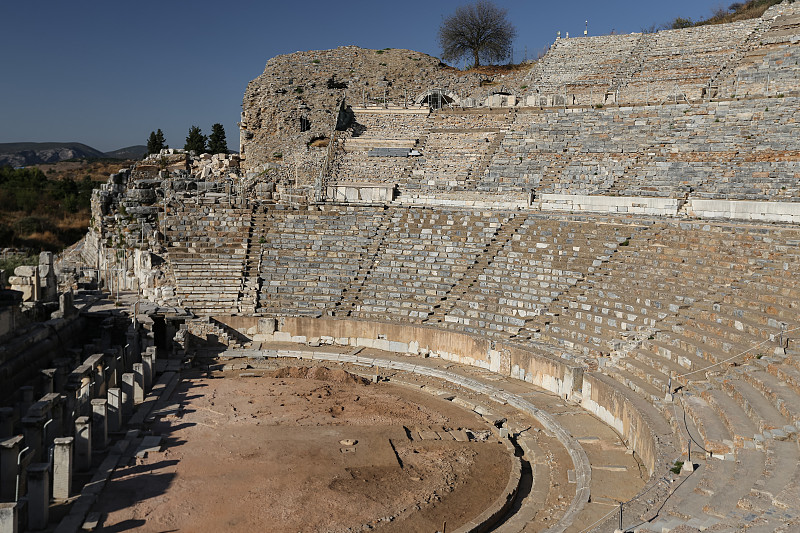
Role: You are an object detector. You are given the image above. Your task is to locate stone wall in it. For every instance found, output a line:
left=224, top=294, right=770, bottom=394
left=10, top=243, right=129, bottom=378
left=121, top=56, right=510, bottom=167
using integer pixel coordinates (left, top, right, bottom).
left=211, top=315, right=668, bottom=476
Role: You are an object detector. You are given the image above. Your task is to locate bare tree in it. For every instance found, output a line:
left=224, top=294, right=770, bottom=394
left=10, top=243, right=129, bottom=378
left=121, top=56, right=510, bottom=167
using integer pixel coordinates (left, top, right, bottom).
left=438, top=1, right=516, bottom=68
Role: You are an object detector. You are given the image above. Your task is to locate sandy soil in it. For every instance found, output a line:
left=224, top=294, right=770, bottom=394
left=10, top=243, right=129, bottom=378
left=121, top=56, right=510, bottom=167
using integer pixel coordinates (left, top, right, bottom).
left=95, top=366, right=513, bottom=532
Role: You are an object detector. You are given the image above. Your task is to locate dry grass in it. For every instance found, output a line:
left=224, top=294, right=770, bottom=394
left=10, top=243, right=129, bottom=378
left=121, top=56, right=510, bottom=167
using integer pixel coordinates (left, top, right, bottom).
left=696, top=0, right=783, bottom=26
left=35, top=159, right=135, bottom=182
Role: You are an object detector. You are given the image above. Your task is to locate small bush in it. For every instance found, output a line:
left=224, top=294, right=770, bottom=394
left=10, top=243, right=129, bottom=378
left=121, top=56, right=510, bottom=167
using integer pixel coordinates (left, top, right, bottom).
left=0, top=253, right=37, bottom=274
left=595, top=103, right=604, bottom=109
left=312, top=59, right=320, bottom=64
left=670, top=461, right=684, bottom=474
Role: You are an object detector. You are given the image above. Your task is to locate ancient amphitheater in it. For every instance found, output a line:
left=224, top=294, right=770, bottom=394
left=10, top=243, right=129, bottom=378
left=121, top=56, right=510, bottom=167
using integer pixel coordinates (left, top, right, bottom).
left=3, top=2, right=800, bottom=531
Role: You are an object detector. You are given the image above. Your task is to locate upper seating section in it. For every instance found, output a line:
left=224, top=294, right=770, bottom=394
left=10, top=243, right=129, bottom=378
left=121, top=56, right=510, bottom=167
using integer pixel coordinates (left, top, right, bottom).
left=622, top=20, right=760, bottom=102
left=413, top=130, right=501, bottom=192
left=719, top=6, right=800, bottom=97
left=525, top=34, right=640, bottom=106
left=349, top=107, right=429, bottom=144
left=329, top=108, right=429, bottom=187
left=522, top=4, right=800, bottom=106
left=482, top=97, right=800, bottom=201
left=429, top=109, right=515, bottom=130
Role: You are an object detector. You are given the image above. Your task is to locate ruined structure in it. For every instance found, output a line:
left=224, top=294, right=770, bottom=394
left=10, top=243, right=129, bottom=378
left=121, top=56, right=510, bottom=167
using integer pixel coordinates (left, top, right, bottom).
left=4, top=1, right=800, bottom=531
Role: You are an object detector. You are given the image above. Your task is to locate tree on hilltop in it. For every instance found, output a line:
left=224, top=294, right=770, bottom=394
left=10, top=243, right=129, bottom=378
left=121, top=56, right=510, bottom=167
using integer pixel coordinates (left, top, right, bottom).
left=438, top=0, right=516, bottom=68
left=184, top=126, right=207, bottom=154
left=208, top=123, right=228, bottom=154
left=147, top=129, right=167, bottom=155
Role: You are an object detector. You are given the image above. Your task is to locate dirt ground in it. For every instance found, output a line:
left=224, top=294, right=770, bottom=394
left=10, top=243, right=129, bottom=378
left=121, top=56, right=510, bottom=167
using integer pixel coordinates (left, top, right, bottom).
left=94, top=365, right=513, bottom=532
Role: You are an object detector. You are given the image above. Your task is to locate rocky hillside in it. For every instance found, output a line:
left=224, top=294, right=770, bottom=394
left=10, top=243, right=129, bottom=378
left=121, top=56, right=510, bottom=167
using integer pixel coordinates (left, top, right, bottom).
left=0, top=142, right=145, bottom=167
left=240, top=46, right=530, bottom=173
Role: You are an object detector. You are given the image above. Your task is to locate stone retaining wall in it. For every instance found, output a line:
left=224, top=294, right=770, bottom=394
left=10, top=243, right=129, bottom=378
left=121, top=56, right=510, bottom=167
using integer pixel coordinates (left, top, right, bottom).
left=213, top=315, right=663, bottom=477
left=686, top=198, right=800, bottom=223
left=539, top=194, right=680, bottom=216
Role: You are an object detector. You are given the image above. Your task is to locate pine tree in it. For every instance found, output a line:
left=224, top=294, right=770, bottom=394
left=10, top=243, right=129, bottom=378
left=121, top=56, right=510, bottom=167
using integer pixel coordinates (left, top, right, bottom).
left=208, top=123, right=228, bottom=154
left=184, top=126, right=207, bottom=154
left=147, top=129, right=166, bottom=155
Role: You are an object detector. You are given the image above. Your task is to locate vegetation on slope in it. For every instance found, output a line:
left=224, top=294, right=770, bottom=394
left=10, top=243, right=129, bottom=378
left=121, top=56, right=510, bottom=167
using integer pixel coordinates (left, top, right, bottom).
left=0, top=160, right=130, bottom=253
left=661, top=0, right=790, bottom=30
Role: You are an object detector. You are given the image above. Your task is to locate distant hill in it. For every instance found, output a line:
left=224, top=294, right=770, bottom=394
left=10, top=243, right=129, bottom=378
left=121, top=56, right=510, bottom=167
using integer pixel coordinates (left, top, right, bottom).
left=0, top=142, right=145, bottom=167
left=105, top=145, right=147, bottom=160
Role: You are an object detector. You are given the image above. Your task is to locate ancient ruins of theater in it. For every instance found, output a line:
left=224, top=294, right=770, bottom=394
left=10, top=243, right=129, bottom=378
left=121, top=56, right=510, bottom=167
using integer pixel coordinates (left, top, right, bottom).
left=4, top=2, right=800, bottom=531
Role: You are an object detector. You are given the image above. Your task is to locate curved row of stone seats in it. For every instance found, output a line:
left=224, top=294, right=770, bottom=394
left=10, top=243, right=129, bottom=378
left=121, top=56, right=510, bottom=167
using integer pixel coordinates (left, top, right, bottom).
left=482, top=97, right=800, bottom=200
left=533, top=223, right=758, bottom=357
left=254, top=206, right=383, bottom=316
left=350, top=107, right=429, bottom=140
left=719, top=4, right=800, bottom=98
left=414, top=130, right=501, bottom=191
left=633, top=228, right=800, bottom=389
left=523, top=33, right=640, bottom=106
left=621, top=20, right=760, bottom=103
left=516, top=3, right=798, bottom=109
left=347, top=208, right=509, bottom=322
left=165, top=203, right=252, bottom=314
left=171, top=206, right=800, bottom=529
left=330, top=148, right=416, bottom=186
left=329, top=109, right=429, bottom=188
left=430, top=216, right=633, bottom=340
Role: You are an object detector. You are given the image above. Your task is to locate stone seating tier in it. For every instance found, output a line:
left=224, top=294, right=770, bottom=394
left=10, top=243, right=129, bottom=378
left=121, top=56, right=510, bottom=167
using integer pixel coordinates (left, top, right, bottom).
left=482, top=98, right=800, bottom=200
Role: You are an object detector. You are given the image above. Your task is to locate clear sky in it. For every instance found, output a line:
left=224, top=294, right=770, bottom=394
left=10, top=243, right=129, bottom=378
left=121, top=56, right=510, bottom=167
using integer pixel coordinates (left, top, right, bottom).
left=0, top=0, right=734, bottom=153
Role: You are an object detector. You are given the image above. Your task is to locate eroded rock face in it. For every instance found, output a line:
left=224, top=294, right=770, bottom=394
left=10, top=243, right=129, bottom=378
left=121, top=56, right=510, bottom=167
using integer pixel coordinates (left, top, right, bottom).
left=240, top=46, right=491, bottom=174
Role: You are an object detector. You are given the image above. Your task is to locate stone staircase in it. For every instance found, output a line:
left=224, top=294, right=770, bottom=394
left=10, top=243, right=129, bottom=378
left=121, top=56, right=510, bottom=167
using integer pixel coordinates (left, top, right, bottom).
left=424, top=213, right=524, bottom=329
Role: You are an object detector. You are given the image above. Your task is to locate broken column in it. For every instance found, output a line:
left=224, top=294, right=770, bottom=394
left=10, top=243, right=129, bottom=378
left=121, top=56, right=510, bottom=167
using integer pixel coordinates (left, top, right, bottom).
left=107, top=388, right=122, bottom=433
left=141, top=351, right=154, bottom=393
left=121, top=373, right=135, bottom=418
left=26, top=463, right=49, bottom=530
left=52, top=437, right=73, bottom=500
left=90, top=399, right=108, bottom=450
left=0, top=435, right=23, bottom=501
left=103, top=350, right=119, bottom=390
left=0, top=502, right=20, bottom=533
left=40, top=369, right=56, bottom=395
left=18, top=387, right=33, bottom=420
left=133, top=363, right=145, bottom=404
left=0, top=408, right=13, bottom=439
left=21, top=415, right=44, bottom=463
left=90, top=355, right=106, bottom=398
left=74, top=416, right=91, bottom=472
left=52, top=358, right=72, bottom=393
left=62, top=381, right=80, bottom=436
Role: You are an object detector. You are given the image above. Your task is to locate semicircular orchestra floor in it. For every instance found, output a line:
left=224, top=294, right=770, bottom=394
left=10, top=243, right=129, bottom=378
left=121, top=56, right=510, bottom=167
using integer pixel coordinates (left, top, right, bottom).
left=91, top=342, right=647, bottom=532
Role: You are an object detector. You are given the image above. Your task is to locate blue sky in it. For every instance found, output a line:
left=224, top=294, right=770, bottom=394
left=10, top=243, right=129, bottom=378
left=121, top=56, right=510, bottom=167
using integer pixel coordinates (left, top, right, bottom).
left=0, top=0, right=734, bottom=153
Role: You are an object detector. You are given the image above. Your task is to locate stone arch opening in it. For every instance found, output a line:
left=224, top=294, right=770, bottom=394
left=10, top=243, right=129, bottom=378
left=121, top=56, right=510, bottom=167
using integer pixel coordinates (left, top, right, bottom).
left=416, top=88, right=459, bottom=109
